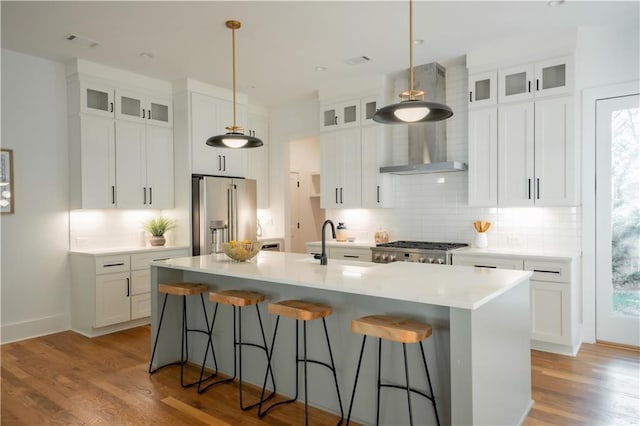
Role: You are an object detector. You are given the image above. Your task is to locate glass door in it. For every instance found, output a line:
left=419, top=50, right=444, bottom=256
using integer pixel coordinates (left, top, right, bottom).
left=595, top=94, right=640, bottom=347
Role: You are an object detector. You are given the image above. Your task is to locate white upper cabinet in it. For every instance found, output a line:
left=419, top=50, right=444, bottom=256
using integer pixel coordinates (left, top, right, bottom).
left=360, top=95, right=380, bottom=125
left=498, top=56, right=573, bottom=104
left=80, top=81, right=115, bottom=118
left=361, top=125, right=391, bottom=208
left=468, top=107, right=498, bottom=206
left=320, top=100, right=360, bottom=131
left=246, top=111, right=269, bottom=208
left=191, top=92, right=247, bottom=177
left=320, top=128, right=362, bottom=209
left=115, top=89, right=172, bottom=127
left=468, top=71, right=498, bottom=108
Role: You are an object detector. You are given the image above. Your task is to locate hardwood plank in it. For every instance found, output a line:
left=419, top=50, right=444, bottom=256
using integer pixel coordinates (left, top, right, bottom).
left=161, top=396, right=229, bottom=425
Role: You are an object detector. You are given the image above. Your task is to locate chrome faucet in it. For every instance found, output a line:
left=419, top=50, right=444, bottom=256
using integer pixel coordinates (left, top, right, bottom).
left=315, top=219, right=336, bottom=265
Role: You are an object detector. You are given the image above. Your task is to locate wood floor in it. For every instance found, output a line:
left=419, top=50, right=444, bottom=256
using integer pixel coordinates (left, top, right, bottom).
left=2, top=326, right=639, bottom=425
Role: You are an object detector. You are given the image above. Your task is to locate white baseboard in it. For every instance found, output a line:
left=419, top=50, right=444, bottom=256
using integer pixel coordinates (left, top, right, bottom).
left=1, top=313, right=71, bottom=344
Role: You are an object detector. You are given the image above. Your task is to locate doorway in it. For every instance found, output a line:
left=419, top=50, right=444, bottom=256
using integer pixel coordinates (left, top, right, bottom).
left=595, top=93, right=640, bottom=346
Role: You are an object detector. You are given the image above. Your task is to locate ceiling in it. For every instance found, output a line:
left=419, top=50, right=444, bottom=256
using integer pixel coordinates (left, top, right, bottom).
left=2, top=1, right=638, bottom=108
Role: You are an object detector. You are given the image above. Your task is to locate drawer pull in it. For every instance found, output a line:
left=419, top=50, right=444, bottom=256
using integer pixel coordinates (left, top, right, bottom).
left=103, top=262, right=125, bottom=267
left=474, top=265, right=496, bottom=269
left=343, top=255, right=359, bottom=259
left=153, top=257, right=170, bottom=261
left=533, top=269, right=561, bottom=274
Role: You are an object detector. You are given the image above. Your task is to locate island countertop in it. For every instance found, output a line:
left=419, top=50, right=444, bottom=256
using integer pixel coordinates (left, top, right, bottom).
left=153, top=250, right=531, bottom=310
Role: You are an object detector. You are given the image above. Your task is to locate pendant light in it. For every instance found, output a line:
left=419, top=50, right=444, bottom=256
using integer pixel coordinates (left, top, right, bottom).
left=373, top=0, right=453, bottom=124
left=206, top=20, right=263, bottom=149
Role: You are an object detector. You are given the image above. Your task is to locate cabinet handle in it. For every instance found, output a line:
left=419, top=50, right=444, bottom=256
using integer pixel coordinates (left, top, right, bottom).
left=474, top=265, right=497, bottom=269
left=112, top=185, right=116, bottom=204
left=143, top=187, right=147, bottom=204
left=218, top=155, right=222, bottom=171
left=528, top=81, right=531, bottom=93
left=340, top=187, right=344, bottom=204
left=343, top=254, right=359, bottom=259
left=153, top=257, right=170, bottom=261
left=533, top=269, right=561, bottom=274
left=110, top=102, right=114, bottom=113
left=335, top=188, right=339, bottom=204
left=536, top=79, right=540, bottom=91
left=103, top=262, right=125, bottom=267
left=469, top=91, right=473, bottom=102
left=148, top=109, right=152, bottom=120
left=334, top=116, right=338, bottom=125
left=377, top=185, right=380, bottom=203
left=528, top=179, right=532, bottom=200
left=149, top=187, right=152, bottom=204
left=536, top=178, right=540, bottom=200
left=126, top=278, right=130, bottom=297
left=222, top=155, right=226, bottom=171
left=142, top=109, right=146, bottom=119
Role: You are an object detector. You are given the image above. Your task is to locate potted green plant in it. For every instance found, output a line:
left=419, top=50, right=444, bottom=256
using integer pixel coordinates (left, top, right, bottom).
left=143, top=216, right=176, bottom=246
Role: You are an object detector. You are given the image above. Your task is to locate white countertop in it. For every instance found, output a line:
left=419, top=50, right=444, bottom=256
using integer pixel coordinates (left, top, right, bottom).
left=153, top=251, right=531, bottom=310
left=70, top=245, right=190, bottom=256
left=454, top=247, right=581, bottom=261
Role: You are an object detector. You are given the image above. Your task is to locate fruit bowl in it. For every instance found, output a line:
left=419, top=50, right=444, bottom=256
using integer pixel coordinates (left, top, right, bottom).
left=221, top=240, right=262, bottom=262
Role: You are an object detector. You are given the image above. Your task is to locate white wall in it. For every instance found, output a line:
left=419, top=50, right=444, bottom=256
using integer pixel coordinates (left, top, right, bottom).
left=1, top=49, right=71, bottom=343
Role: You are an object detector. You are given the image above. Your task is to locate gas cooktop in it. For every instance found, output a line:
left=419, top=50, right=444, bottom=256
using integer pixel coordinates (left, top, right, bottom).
left=375, top=241, right=469, bottom=250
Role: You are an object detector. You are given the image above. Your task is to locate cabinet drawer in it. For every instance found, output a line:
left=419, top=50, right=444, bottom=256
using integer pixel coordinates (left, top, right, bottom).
left=131, top=249, right=188, bottom=270
left=131, top=293, right=151, bottom=320
left=131, top=269, right=151, bottom=295
left=525, top=260, right=570, bottom=283
left=329, top=247, right=371, bottom=262
left=452, top=255, right=523, bottom=270
left=95, top=255, right=130, bottom=275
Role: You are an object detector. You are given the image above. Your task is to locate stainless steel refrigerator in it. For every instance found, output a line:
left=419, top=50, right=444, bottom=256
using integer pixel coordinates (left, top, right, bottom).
left=192, top=175, right=257, bottom=256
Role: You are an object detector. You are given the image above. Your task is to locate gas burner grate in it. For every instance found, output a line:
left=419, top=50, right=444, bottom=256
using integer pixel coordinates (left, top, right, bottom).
left=375, top=241, right=468, bottom=250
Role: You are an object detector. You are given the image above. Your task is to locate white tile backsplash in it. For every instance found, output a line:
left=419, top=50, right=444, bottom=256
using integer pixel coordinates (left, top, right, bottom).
left=327, top=64, right=581, bottom=252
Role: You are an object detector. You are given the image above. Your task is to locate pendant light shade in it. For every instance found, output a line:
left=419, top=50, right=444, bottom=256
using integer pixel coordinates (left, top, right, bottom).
left=206, top=20, right=263, bottom=149
left=373, top=0, right=453, bottom=124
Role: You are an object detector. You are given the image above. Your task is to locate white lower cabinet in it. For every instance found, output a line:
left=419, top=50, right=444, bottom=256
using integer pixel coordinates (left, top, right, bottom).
left=305, top=242, right=372, bottom=262
left=452, top=252, right=580, bottom=355
left=71, top=248, right=189, bottom=337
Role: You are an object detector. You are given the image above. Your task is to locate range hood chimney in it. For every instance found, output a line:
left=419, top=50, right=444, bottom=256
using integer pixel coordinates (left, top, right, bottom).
left=380, top=63, right=467, bottom=175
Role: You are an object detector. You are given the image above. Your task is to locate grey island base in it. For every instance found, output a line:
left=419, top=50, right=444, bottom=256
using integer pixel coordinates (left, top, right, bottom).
left=150, top=251, right=533, bottom=425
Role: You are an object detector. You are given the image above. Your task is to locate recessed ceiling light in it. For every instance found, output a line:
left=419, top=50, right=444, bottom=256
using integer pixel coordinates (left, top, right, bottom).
left=139, top=52, right=154, bottom=59
left=547, top=0, right=565, bottom=6
left=315, top=66, right=328, bottom=72
left=413, top=39, right=424, bottom=45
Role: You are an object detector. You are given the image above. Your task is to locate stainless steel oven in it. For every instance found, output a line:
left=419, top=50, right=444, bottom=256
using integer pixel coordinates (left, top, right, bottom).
left=371, top=241, right=468, bottom=264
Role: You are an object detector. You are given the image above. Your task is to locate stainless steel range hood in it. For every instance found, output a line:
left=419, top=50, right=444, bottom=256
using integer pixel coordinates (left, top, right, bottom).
left=380, top=63, right=467, bottom=175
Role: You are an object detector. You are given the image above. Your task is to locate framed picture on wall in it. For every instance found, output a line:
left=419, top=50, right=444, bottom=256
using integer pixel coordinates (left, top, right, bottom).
left=1, top=149, right=15, bottom=214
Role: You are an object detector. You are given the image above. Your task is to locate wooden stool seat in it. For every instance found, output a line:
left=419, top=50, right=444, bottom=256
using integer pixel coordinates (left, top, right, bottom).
left=268, top=300, right=333, bottom=321
left=209, top=290, right=265, bottom=307
left=351, top=315, right=433, bottom=344
left=158, top=282, right=208, bottom=296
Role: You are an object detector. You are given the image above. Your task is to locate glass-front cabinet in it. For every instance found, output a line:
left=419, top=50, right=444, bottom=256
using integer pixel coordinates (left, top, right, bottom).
left=80, top=82, right=115, bottom=118
left=116, top=89, right=172, bottom=127
left=468, top=71, right=497, bottom=108
left=320, top=100, right=360, bottom=131
left=498, top=56, right=573, bottom=103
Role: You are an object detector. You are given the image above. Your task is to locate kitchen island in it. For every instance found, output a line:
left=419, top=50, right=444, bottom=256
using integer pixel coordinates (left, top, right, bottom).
left=150, top=251, right=533, bottom=425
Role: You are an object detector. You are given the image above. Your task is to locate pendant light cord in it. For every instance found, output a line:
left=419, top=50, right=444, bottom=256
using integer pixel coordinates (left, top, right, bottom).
left=409, top=0, right=414, bottom=99
left=231, top=25, right=237, bottom=128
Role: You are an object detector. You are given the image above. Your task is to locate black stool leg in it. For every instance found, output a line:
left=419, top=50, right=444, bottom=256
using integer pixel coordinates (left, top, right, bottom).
left=303, top=320, right=309, bottom=426
left=376, top=338, right=382, bottom=426
left=149, top=293, right=169, bottom=374
left=420, top=341, right=440, bottom=426
left=346, top=335, right=367, bottom=425
left=180, top=295, right=189, bottom=387
left=195, top=293, right=218, bottom=387
left=198, top=303, right=237, bottom=393
left=322, top=317, right=344, bottom=425
left=403, top=342, right=414, bottom=426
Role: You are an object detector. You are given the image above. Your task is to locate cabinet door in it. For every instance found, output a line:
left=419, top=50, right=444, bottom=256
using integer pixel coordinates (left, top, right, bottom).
left=468, top=71, right=497, bottom=108
left=115, top=121, right=147, bottom=208
left=534, top=56, right=573, bottom=99
left=80, top=82, right=114, bottom=118
left=246, top=112, right=269, bottom=208
left=361, top=125, right=390, bottom=208
left=468, top=107, right=497, bottom=206
left=146, top=96, right=173, bottom=127
left=498, top=64, right=534, bottom=104
left=498, top=102, right=535, bottom=206
left=361, top=96, right=380, bottom=124
left=452, top=255, right=524, bottom=270
left=95, top=272, right=131, bottom=327
left=338, top=100, right=360, bottom=128
left=337, top=128, right=362, bottom=208
left=145, top=126, right=174, bottom=209
left=534, top=96, right=575, bottom=206
left=131, top=294, right=151, bottom=320
left=79, top=115, right=117, bottom=208
left=115, top=89, right=145, bottom=123
left=320, top=104, right=339, bottom=131
left=530, top=280, right=570, bottom=344
left=131, top=269, right=150, bottom=295
left=320, top=132, right=340, bottom=208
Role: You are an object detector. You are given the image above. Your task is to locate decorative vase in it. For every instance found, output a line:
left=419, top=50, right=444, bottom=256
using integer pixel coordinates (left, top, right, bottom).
left=150, top=235, right=166, bottom=246
left=474, top=232, right=488, bottom=249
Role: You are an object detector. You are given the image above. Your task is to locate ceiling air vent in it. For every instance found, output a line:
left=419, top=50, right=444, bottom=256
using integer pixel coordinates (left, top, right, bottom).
left=64, top=33, right=99, bottom=48
left=345, top=56, right=372, bottom=66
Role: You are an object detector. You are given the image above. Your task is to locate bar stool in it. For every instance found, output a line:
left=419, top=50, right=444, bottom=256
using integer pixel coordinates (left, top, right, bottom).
left=346, top=315, right=440, bottom=426
left=148, top=282, right=217, bottom=388
left=197, top=289, right=276, bottom=411
left=258, top=300, right=344, bottom=426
